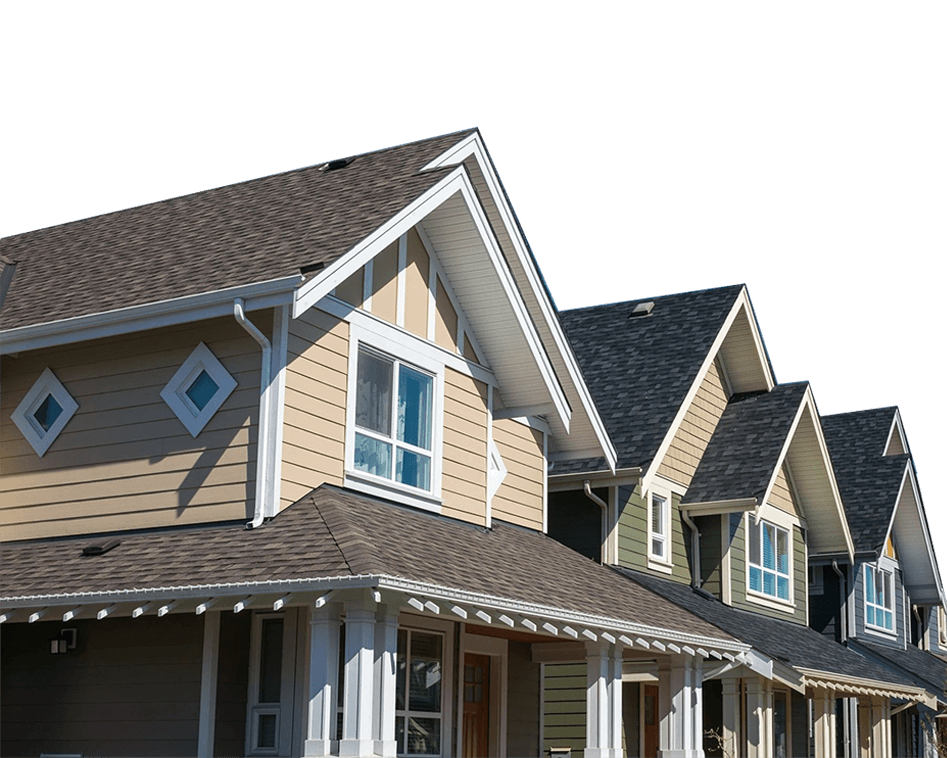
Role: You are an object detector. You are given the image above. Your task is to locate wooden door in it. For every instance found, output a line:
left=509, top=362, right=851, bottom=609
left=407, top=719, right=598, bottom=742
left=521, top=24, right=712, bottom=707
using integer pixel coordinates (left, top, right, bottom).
left=463, top=653, right=491, bottom=758
left=643, top=684, right=659, bottom=758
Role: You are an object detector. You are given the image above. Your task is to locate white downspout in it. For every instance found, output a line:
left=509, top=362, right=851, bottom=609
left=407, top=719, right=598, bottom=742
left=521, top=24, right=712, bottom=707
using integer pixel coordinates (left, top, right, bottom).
left=832, top=561, right=847, bottom=641
left=681, top=510, right=702, bottom=589
left=583, top=480, right=609, bottom=564
left=234, top=298, right=271, bottom=529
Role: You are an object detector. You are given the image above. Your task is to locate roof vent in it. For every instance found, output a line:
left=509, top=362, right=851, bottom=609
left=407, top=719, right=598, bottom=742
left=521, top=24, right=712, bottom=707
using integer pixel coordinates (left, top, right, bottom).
left=81, top=539, right=121, bottom=557
left=321, top=157, right=354, bottom=172
left=629, top=301, right=655, bottom=318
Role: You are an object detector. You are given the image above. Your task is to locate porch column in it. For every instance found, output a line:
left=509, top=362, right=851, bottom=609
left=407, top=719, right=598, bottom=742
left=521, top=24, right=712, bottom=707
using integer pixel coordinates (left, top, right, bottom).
left=869, top=696, right=891, bottom=758
left=585, top=640, right=623, bottom=758
left=372, top=608, right=399, bottom=758
left=658, top=654, right=705, bottom=758
left=746, top=676, right=773, bottom=758
left=341, top=594, right=376, bottom=757
left=721, top=677, right=739, bottom=758
left=813, top=688, right=837, bottom=758
left=305, top=604, right=342, bottom=756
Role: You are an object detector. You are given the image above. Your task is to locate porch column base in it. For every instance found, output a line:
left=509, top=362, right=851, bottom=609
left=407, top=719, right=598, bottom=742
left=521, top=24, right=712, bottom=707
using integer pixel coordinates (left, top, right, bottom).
left=303, top=738, right=332, bottom=757
left=658, top=751, right=704, bottom=758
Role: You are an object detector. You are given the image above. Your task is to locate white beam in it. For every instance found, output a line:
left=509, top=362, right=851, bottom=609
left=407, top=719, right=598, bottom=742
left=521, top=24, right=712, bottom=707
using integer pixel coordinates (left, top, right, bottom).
left=195, top=598, right=220, bottom=615
left=314, top=591, right=335, bottom=609
left=498, top=614, right=514, bottom=627
left=423, top=600, right=440, bottom=614
left=96, top=604, right=117, bottom=620
left=475, top=609, right=492, bottom=624
left=232, top=597, right=252, bottom=614
left=158, top=600, right=180, bottom=617
left=273, top=593, right=294, bottom=611
left=62, top=607, right=83, bottom=622
left=543, top=622, right=560, bottom=636
left=28, top=608, right=46, bottom=623
left=449, top=605, right=468, bottom=619
left=132, top=601, right=154, bottom=618
left=407, top=597, right=424, bottom=612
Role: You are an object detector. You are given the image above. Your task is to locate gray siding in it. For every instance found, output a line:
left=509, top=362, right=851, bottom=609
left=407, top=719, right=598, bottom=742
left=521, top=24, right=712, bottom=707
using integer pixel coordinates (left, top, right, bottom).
left=1, top=615, right=203, bottom=756
left=617, top=485, right=691, bottom=584
left=853, top=558, right=906, bottom=648
left=507, top=641, right=541, bottom=758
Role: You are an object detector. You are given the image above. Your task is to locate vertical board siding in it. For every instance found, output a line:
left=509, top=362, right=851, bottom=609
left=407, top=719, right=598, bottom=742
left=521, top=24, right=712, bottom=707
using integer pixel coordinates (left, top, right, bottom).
left=699, top=514, right=723, bottom=597
left=853, top=559, right=906, bottom=648
left=0, top=615, right=203, bottom=756
left=281, top=307, right=349, bottom=509
left=617, top=485, right=690, bottom=583
left=492, top=418, right=545, bottom=530
left=769, top=465, right=802, bottom=519
left=657, top=358, right=729, bottom=487
left=548, top=488, right=605, bottom=563
left=507, top=641, right=541, bottom=758
left=441, top=367, right=487, bottom=525
left=0, top=316, right=265, bottom=541
left=543, top=662, right=587, bottom=757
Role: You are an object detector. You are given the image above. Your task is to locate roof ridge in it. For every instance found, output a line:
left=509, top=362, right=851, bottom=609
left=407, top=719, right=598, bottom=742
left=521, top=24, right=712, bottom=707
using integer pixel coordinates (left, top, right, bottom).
left=309, top=487, right=381, bottom=576
left=822, top=405, right=899, bottom=421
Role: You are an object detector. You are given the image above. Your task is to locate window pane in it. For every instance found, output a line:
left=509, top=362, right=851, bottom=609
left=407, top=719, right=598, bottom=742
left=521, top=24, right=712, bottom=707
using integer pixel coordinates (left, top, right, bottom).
left=257, top=713, right=277, bottom=749
left=397, top=449, right=431, bottom=491
left=356, top=350, right=393, bottom=435
left=883, top=573, right=892, bottom=608
left=398, top=365, right=433, bottom=450
left=776, top=529, right=789, bottom=575
left=354, top=433, right=392, bottom=479
left=763, top=571, right=776, bottom=597
left=652, top=537, right=665, bottom=558
left=33, top=394, right=63, bottom=432
left=406, top=717, right=441, bottom=756
left=652, top=497, right=665, bottom=534
left=750, top=566, right=762, bottom=593
left=259, top=618, right=284, bottom=704
left=749, top=520, right=761, bottom=565
left=865, top=566, right=874, bottom=601
left=885, top=610, right=893, bottom=630
left=185, top=369, right=219, bottom=411
left=408, top=632, right=442, bottom=713
left=763, top=524, right=776, bottom=571
left=777, top=576, right=789, bottom=600
left=773, top=692, right=788, bottom=758
left=867, top=605, right=875, bottom=626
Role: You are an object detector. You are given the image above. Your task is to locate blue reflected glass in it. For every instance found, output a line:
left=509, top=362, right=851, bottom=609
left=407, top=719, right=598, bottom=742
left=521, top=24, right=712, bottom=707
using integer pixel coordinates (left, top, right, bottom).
left=397, top=366, right=432, bottom=450
left=763, top=525, right=776, bottom=570
left=884, top=610, right=893, bottom=630
left=354, top=433, right=392, bottom=479
left=763, top=571, right=776, bottom=597
left=867, top=606, right=875, bottom=626
left=777, top=576, right=789, bottom=600
left=397, top=449, right=431, bottom=490
left=750, top=567, right=762, bottom=593
left=33, top=394, right=63, bottom=432
left=186, top=370, right=219, bottom=411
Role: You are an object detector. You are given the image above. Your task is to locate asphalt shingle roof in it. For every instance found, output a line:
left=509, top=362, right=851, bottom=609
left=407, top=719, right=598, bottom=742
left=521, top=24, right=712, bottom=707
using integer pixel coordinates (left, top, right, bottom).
left=556, top=285, right=746, bottom=474
left=853, top=639, right=947, bottom=698
left=0, top=130, right=475, bottom=331
left=683, top=383, right=808, bottom=506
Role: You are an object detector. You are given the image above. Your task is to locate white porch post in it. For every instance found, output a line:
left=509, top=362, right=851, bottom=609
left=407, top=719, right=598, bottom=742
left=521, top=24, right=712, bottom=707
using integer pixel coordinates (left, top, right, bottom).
left=585, top=640, right=623, bottom=758
left=813, top=688, right=837, bottom=758
left=197, top=610, right=221, bottom=758
left=372, top=608, right=399, bottom=758
left=721, top=677, right=739, bottom=758
left=305, top=604, right=341, bottom=757
left=746, top=676, right=773, bottom=758
left=870, top=696, right=891, bottom=758
left=341, top=595, right=376, bottom=757
left=658, top=655, right=705, bottom=758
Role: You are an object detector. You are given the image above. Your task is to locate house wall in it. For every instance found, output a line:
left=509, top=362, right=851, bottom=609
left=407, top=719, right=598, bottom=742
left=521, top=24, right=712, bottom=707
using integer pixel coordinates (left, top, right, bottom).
left=548, top=488, right=605, bottom=563
left=770, top=464, right=802, bottom=519
left=1, top=316, right=266, bottom=541
left=214, top=611, right=251, bottom=756
left=852, top=558, right=906, bottom=649
left=491, top=417, right=545, bottom=530
left=618, top=485, right=691, bottom=584
left=699, top=514, right=723, bottom=597
left=0, top=614, right=204, bottom=756
left=507, top=641, right=541, bottom=758
left=809, top=563, right=844, bottom=642
left=442, top=368, right=488, bottom=526
left=543, top=661, right=587, bottom=757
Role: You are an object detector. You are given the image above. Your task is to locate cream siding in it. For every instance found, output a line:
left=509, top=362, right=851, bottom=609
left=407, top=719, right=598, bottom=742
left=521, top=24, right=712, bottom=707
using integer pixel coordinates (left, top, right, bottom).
left=657, top=358, right=729, bottom=487
left=371, top=240, right=399, bottom=324
left=492, top=418, right=545, bottom=531
left=769, top=463, right=802, bottom=519
left=335, top=267, right=364, bottom=308
left=434, top=276, right=459, bottom=352
left=280, top=307, right=349, bottom=509
left=441, top=367, right=488, bottom=525
left=403, top=227, right=430, bottom=339
left=0, top=316, right=266, bottom=541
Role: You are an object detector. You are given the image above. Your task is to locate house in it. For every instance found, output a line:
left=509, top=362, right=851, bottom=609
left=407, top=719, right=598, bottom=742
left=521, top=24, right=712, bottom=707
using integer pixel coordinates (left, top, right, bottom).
left=1, top=130, right=753, bottom=758
left=545, top=287, right=935, bottom=758
left=819, top=408, right=947, bottom=758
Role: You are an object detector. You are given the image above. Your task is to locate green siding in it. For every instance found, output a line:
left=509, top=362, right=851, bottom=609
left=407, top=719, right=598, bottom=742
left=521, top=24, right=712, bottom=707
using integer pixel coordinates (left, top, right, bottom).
left=543, top=662, right=587, bottom=757
left=617, top=484, right=690, bottom=584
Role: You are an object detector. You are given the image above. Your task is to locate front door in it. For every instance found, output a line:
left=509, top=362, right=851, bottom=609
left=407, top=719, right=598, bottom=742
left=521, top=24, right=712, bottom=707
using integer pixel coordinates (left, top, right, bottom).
left=643, top=684, right=659, bottom=758
left=463, top=653, right=491, bottom=758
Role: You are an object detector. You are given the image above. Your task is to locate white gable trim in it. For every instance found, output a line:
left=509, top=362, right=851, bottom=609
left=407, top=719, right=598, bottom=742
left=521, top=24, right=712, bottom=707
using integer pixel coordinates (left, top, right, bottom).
left=642, top=289, right=774, bottom=494
left=883, top=409, right=910, bottom=457
left=293, top=167, right=572, bottom=434
left=422, top=134, right=616, bottom=471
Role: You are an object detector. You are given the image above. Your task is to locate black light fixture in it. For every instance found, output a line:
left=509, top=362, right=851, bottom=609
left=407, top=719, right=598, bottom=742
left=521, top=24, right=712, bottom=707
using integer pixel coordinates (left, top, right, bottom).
left=49, top=628, right=77, bottom=654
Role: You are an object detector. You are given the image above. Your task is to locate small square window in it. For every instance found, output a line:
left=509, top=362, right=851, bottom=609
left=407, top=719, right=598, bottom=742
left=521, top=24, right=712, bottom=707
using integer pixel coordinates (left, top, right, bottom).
left=160, top=342, right=237, bottom=437
left=11, top=368, right=79, bottom=457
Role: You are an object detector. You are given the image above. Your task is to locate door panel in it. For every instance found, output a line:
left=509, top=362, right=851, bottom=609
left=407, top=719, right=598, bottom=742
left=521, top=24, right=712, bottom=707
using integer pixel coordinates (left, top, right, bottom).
left=463, top=653, right=491, bottom=758
left=643, top=684, right=659, bottom=758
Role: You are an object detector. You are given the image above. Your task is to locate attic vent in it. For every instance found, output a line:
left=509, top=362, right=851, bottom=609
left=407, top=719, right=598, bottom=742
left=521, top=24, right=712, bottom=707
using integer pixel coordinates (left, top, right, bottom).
left=321, top=157, right=354, bottom=172
left=81, top=539, right=121, bottom=557
left=629, top=301, right=655, bottom=318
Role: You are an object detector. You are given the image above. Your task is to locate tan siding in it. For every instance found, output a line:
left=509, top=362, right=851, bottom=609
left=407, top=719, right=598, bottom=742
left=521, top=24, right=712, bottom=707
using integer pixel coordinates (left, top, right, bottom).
left=769, top=464, right=802, bottom=518
left=434, top=276, right=458, bottom=352
left=492, top=418, right=544, bottom=530
left=441, top=368, right=487, bottom=525
left=335, top=267, right=364, bottom=308
left=0, top=317, right=265, bottom=541
left=403, top=227, right=430, bottom=338
left=885, top=428, right=906, bottom=456
left=280, top=307, right=349, bottom=509
left=371, top=240, right=399, bottom=323
left=657, top=358, right=729, bottom=487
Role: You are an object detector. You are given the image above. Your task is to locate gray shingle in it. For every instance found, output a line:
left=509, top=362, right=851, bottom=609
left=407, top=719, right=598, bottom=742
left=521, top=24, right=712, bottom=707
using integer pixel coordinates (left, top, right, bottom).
left=853, top=639, right=947, bottom=697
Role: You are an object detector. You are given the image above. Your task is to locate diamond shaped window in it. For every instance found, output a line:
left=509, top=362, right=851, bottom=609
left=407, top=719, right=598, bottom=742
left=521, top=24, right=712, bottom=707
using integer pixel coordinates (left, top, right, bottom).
left=161, top=343, right=237, bottom=437
left=11, top=368, right=79, bottom=457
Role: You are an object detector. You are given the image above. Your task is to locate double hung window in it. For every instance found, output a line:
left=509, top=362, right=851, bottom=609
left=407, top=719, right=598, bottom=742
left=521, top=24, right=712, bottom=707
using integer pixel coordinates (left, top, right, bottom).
left=649, top=493, right=670, bottom=562
left=354, top=347, right=435, bottom=492
left=865, top=564, right=894, bottom=631
left=748, top=518, right=791, bottom=601
left=396, top=629, right=444, bottom=756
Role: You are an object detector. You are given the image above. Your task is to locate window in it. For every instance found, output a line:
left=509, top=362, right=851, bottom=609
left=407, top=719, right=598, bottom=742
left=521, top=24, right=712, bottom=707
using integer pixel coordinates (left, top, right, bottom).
left=748, top=517, right=791, bottom=601
left=649, top=493, right=670, bottom=562
left=247, top=612, right=297, bottom=756
left=160, top=342, right=237, bottom=437
left=939, top=606, right=947, bottom=648
left=11, top=367, right=79, bottom=456
left=396, top=629, right=444, bottom=756
left=865, top=564, right=894, bottom=632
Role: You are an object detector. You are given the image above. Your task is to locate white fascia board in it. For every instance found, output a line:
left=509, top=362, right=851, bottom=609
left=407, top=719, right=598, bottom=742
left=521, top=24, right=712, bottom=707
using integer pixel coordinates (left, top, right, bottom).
left=887, top=465, right=946, bottom=605
left=884, top=409, right=911, bottom=457
left=294, top=167, right=573, bottom=434
left=0, top=275, right=303, bottom=356
left=642, top=290, right=761, bottom=493
left=422, top=134, right=616, bottom=471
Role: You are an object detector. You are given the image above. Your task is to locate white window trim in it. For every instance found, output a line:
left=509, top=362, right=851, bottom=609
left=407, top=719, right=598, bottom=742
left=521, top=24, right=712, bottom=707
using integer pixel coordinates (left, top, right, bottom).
left=160, top=342, right=237, bottom=437
left=400, top=614, right=455, bottom=758
left=245, top=610, right=298, bottom=757
left=745, top=513, right=795, bottom=610
left=647, top=490, right=672, bottom=569
left=486, top=438, right=507, bottom=502
left=11, top=367, right=79, bottom=457
left=938, top=606, right=947, bottom=648
left=345, top=322, right=445, bottom=513
left=864, top=562, right=896, bottom=635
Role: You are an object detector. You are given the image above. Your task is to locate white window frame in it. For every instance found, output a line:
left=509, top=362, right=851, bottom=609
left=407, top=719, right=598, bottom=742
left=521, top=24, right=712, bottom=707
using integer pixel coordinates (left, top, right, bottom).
left=648, top=490, right=672, bottom=570
left=746, top=514, right=794, bottom=607
left=398, top=614, right=455, bottom=758
left=345, top=322, right=445, bottom=513
left=938, top=606, right=947, bottom=648
left=246, top=610, right=298, bottom=757
left=160, top=342, right=237, bottom=437
left=11, top=367, right=79, bottom=457
left=864, top=562, right=896, bottom=635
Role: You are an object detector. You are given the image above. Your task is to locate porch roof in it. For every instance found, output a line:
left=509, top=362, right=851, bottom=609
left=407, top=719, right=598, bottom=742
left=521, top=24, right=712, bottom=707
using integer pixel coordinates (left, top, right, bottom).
left=0, top=484, right=744, bottom=653
left=852, top=638, right=947, bottom=704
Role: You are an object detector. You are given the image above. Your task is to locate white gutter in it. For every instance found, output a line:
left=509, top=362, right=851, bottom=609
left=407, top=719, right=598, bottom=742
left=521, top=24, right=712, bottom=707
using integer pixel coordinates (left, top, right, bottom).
left=233, top=298, right=271, bottom=529
left=583, top=480, right=609, bottom=564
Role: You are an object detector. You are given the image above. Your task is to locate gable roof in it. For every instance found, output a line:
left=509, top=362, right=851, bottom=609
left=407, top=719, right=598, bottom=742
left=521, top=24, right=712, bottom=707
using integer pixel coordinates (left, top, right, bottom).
left=556, top=284, right=754, bottom=474
left=0, top=130, right=476, bottom=332
left=0, top=484, right=740, bottom=650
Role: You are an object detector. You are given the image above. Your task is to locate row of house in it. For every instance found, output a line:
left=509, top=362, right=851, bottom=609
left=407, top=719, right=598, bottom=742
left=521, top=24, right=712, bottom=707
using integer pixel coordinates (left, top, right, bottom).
left=1, top=128, right=944, bottom=758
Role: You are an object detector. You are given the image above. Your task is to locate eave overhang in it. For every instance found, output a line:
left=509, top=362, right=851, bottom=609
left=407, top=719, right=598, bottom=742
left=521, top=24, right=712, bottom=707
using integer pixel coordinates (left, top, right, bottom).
left=798, top=668, right=936, bottom=707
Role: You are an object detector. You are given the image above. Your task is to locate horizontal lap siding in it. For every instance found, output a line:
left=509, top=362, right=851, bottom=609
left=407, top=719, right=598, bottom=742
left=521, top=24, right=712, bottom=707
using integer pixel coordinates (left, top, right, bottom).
left=543, top=662, right=587, bottom=757
left=441, top=368, right=487, bottom=525
left=0, top=615, right=203, bottom=756
left=770, top=465, right=802, bottom=519
left=0, top=316, right=265, bottom=541
left=280, top=308, right=348, bottom=509
left=618, top=485, right=690, bottom=583
left=492, top=417, right=544, bottom=530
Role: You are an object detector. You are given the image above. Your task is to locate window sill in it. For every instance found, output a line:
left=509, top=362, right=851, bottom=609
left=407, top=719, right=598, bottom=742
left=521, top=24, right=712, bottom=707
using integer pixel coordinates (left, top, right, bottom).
left=863, top=623, right=897, bottom=639
left=344, top=471, right=443, bottom=515
left=745, top=590, right=796, bottom=613
left=647, top=558, right=674, bottom=575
